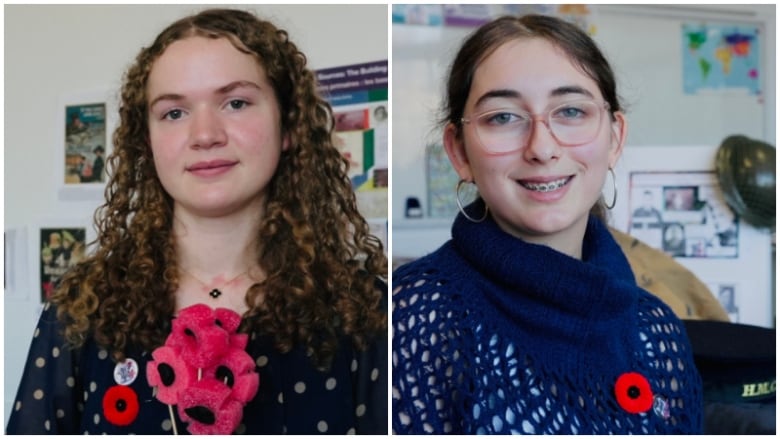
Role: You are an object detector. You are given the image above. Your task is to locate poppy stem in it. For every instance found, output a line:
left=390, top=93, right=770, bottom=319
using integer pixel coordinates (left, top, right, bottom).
left=168, top=404, right=178, bottom=435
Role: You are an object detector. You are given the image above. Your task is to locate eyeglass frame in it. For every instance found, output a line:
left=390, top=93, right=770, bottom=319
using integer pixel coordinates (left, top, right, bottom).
left=460, top=99, right=613, bottom=155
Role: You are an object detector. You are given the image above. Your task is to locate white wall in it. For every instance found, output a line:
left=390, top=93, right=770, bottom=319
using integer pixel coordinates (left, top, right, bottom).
left=3, top=3, right=388, bottom=423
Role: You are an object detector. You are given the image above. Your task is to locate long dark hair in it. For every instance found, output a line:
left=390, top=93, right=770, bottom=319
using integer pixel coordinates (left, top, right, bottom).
left=440, top=14, right=623, bottom=221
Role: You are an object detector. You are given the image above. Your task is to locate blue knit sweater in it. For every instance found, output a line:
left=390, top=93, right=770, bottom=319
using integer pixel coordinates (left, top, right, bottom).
left=392, top=207, right=703, bottom=434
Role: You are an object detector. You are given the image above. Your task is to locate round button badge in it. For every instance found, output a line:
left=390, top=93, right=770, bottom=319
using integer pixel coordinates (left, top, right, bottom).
left=113, top=358, right=139, bottom=386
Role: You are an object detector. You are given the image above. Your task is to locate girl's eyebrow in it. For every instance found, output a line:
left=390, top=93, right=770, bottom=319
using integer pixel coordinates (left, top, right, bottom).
left=148, top=92, right=184, bottom=109
left=549, top=85, right=594, bottom=99
left=473, top=89, right=520, bottom=108
left=148, top=80, right=263, bottom=109
left=472, top=85, right=595, bottom=108
left=216, top=80, right=262, bottom=95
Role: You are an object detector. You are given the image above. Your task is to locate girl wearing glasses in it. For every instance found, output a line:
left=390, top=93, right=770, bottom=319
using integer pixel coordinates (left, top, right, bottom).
left=392, top=14, right=702, bottom=434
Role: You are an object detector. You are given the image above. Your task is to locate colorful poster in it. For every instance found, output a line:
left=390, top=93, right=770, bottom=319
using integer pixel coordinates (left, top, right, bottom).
left=316, top=60, right=388, bottom=105
left=316, top=60, right=388, bottom=219
left=682, top=24, right=761, bottom=95
left=39, top=227, right=87, bottom=301
left=64, top=103, right=107, bottom=184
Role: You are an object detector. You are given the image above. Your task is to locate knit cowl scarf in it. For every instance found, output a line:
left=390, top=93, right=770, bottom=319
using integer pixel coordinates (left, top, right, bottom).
left=392, top=200, right=703, bottom=434
left=451, top=200, right=640, bottom=374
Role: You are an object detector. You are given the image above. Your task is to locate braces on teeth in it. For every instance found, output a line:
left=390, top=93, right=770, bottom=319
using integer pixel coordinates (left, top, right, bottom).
left=523, top=178, right=568, bottom=192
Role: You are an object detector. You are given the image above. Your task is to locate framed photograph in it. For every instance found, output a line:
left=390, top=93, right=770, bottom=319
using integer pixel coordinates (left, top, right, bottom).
left=28, top=218, right=96, bottom=303
left=626, top=171, right=739, bottom=259
left=612, top=145, right=773, bottom=328
left=57, top=88, right=117, bottom=200
left=708, top=282, right=741, bottom=323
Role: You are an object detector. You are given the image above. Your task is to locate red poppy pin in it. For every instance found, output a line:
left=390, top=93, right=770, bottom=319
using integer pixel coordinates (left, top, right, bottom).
left=103, top=384, right=140, bottom=426
left=614, top=372, right=654, bottom=414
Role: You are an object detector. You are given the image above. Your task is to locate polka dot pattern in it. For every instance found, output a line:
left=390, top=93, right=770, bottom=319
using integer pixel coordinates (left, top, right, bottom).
left=6, top=301, right=388, bottom=434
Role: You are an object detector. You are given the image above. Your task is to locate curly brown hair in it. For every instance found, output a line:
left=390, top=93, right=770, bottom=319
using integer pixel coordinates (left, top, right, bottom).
left=51, top=8, right=387, bottom=369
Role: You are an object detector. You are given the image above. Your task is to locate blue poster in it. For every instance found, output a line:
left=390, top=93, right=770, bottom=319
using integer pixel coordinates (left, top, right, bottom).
left=682, top=24, right=761, bottom=95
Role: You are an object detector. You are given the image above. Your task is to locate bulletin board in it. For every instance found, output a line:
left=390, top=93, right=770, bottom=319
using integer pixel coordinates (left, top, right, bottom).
left=391, top=4, right=774, bottom=222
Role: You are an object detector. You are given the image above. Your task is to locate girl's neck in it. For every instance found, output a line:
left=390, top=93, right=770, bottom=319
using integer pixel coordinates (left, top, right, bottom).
left=172, top=208, right=261, bottom=277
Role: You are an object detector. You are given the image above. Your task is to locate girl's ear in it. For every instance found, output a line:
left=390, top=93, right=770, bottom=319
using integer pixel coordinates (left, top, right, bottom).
left=443, top=123, right=473, bottom=181
left=608, top=111, right=628, bottom=168
left=282, top=133, right=291, bottom=151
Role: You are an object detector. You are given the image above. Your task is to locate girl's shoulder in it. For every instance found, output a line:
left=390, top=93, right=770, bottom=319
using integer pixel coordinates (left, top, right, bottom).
left=392, top=242, right=471, bottom=325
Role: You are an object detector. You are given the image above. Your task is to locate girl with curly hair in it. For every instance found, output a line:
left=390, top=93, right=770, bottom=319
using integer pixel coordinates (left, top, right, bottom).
left=8, top=8, right=387, bottom=435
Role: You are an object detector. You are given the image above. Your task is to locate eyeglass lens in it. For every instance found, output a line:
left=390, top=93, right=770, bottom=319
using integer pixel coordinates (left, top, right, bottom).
left=469, top=100, right=605, bottom=154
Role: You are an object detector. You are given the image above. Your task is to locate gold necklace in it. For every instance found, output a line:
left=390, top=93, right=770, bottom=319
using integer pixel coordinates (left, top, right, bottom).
left=180, top=267, right=249, bottom=299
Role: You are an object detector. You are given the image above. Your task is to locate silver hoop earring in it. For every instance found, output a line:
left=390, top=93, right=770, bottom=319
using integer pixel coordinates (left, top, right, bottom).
left=456, top=179, right=488, bottom=223
left=605, top=167, right=617, bottom=210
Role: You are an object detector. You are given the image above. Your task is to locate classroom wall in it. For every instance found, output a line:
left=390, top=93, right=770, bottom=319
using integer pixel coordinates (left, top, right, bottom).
left=3, top=3, right=387, bottom=422
left=392, top=3, right=776, bottom=232
left=390, top=4, right=776, bottom=329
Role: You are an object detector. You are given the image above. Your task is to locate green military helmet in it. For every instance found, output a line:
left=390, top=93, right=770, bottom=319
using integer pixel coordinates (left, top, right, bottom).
left=715, top=135, right=775, bottom=229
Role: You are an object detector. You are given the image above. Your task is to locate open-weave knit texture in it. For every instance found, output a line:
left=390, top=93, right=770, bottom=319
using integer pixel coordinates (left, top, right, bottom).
left=392, top=206, right=703, bottom=434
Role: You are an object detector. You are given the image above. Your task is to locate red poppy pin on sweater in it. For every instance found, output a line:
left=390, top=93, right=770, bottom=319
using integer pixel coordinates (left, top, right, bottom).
left=614, top=372, right=654, bottom=414
left=146, top=304, right=259, bottom=435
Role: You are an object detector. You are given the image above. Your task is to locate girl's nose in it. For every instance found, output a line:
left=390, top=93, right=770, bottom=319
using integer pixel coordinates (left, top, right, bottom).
left=189, top=108, right=227, bottom=149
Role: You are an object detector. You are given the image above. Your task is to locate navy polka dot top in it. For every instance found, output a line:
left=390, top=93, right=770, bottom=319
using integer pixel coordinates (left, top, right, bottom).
left=6, top=302, right=387, bottom=434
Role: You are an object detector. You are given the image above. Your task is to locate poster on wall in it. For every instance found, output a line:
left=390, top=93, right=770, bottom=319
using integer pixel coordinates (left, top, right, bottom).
left=58, top=88, right=117, bottom=200
left=64, top=102, right=106, bottom=185
left=612, top=145, right=773, bottom=328
left=316, top=60, right=388, bottom=220
left=627, top=171, right=739, bottom=258
left=392, top=4, right=595, bottom=33
left=682, top=23, right=761, bottom=95
left=426, top=143, right=460, bottom=219
left=708, top=281, right=741, bottom=323
left=37, top=227, right=87, bottom=302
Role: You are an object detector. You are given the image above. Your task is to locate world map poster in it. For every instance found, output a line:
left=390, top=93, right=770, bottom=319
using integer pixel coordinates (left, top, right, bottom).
left=682, top=24, right=761, bottom=95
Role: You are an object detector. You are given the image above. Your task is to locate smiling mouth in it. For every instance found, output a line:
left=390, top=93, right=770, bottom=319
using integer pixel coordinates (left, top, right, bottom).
left=519, top=176, right=573, bottom=192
